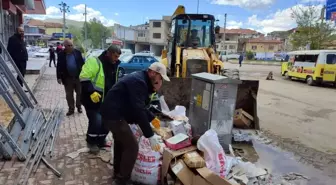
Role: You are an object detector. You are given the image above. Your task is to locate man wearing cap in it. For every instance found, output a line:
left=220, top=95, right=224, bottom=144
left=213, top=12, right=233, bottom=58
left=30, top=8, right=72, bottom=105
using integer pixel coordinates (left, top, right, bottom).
left=80, top=45, right=121, bottom=154
left=100, top=62, right=170, bottom=185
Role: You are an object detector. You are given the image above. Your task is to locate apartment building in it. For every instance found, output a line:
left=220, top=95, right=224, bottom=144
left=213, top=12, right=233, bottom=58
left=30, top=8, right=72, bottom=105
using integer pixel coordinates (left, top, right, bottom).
left=113, top=16, right=171, bottom=56
left=216, top=28, right=265, bottom=54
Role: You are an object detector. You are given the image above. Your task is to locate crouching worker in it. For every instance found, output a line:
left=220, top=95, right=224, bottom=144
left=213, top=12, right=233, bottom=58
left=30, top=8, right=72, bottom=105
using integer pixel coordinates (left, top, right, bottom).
left=79, top=45, right=121, bottom=154
left=100, top=62, right=170, bottom=185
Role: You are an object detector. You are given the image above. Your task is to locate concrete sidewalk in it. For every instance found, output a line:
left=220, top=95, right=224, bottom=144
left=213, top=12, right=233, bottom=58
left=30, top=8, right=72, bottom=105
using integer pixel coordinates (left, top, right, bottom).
left=0, top=67, right=113, bottom=185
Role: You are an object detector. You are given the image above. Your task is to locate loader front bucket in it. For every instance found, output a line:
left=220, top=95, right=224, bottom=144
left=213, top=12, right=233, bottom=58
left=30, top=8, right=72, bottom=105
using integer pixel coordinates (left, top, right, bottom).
left=159, top=78, right=260, bottom=130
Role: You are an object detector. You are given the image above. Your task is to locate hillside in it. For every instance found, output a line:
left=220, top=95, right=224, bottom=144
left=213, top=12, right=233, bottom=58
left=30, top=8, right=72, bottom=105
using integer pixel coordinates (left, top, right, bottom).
left=44, top=18, right=113, bottom=30
left=44, top=18, right=84, bottom=28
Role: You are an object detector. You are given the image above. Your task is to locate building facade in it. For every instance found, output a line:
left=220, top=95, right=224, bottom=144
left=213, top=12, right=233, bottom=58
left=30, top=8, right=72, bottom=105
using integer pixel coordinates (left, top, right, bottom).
left=216, top=28, right=264, bottom=54
left=113, top=16, right=171, bottom=56
left=245, top=38, right=283, bottom=60
left=0, top=0, right=46, bottom=48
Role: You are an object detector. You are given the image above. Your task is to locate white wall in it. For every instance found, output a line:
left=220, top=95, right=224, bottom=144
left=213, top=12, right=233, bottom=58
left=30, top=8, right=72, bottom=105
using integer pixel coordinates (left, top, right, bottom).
left=149, top=20, right=169, bottom=45
left=114, top=24, right=136, bottom=41
left=150, top=45, right=164, bottom=56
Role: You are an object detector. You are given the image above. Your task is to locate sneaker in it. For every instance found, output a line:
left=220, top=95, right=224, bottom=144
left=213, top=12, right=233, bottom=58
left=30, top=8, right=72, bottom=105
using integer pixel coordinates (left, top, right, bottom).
left=87, top=143, right=100, bottom=155
left=66, top=110, right=74, bottom=116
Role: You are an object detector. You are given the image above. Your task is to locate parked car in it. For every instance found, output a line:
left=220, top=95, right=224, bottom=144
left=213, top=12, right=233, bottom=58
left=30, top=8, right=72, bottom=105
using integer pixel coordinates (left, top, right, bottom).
left=121, top=49, right=133, bottom=55
left=87, top=49, right=104, bottom=58
left=118, top=54, right=159, bottom=78
left=32, top=48, right=49, bottom=59
left=220, top=53, right=240, bottom=61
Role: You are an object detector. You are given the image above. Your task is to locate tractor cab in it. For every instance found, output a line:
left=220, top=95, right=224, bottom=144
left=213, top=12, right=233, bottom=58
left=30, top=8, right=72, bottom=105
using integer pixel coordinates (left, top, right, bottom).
left=166, top=14, right=216, bottom=75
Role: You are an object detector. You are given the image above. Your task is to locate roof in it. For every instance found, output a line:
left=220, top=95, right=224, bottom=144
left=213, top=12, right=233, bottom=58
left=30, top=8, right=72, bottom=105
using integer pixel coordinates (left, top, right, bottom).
left=288, top=50, right=336, bottom=55
left=27, top=19, right=63, bottom=28
left=247, top=38, right=283, bottom=44
left=220, top=28, right=262, bottom=35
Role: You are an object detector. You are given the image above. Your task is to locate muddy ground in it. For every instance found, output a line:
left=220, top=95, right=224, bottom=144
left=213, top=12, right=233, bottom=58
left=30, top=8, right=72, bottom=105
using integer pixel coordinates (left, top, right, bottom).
left=225, top=63, right=336, bottom=181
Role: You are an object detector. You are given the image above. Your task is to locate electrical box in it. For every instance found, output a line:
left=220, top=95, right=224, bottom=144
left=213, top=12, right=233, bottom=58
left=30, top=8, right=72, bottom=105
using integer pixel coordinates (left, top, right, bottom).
left=189, top=72, right=241, bottom=150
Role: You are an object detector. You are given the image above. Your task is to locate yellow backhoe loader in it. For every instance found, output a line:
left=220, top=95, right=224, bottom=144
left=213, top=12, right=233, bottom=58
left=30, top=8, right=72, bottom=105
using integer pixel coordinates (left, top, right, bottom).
left=159, top=5, right=260, bottom=129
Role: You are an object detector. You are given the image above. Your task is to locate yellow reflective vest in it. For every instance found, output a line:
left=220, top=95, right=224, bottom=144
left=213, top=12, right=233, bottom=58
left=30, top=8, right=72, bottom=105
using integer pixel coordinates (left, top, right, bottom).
left=79, top=57, right=119, bottom=100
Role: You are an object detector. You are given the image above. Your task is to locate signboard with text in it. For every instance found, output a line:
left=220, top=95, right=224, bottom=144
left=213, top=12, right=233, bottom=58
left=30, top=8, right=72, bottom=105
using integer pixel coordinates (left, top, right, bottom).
left=51, top=33, right=73, bottom=40
left=326, top=0, right=336, bottom=21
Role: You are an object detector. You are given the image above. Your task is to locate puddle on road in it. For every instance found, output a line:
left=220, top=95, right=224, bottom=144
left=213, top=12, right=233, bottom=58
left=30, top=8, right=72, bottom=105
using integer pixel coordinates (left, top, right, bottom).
left=234, top=141, right=336, bottom=185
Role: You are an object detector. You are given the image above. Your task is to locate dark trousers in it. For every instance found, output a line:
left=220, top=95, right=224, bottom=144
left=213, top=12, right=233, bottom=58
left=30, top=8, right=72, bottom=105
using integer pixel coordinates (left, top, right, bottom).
left=85, top=108, right=108, bottom=146
left=15, top=60, right=27, bottom=87
left=49, top=55, right=56, bottom=67
left=64, top=78, right=81, bottom=111
left=239, top=60, right=243, bottom=67
left=104, top=119, right=139, bottom=181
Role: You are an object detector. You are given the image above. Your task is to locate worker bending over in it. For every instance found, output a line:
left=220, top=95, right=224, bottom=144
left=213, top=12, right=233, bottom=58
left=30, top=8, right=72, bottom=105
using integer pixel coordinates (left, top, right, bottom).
left=100, top=62, right=170, bottom=185
left=79, top=45, right=121, bottom=154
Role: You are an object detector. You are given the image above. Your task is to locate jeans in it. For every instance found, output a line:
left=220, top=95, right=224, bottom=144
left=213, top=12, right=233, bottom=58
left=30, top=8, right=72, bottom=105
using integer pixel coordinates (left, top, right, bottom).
left=85, top=108, right=108, bottom=146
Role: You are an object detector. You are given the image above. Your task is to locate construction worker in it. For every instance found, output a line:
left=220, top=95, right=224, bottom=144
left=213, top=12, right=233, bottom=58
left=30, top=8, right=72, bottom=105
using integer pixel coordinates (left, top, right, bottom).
left=100, top=62, right=170, bottom=185
left=79, top=45, right=121, bottom=154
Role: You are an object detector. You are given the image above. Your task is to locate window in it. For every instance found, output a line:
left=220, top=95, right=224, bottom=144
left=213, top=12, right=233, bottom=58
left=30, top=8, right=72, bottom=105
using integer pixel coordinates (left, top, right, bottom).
left=229, top=45, right=235, bottom=49
left=131, top=56, right=144, bottom=63
left=326, top=54, right=336, bottom=64
left=224, top=45, right=227, bottom=50
left=252, top=45, right=257, bottom=50
left=176, top=19, right=212, bottom=47
left=269, top=45, right=274, bottom=50
left=153, top=22, right=161, bottom=28
left=144, top=57, right=158, bottom=63
left=153, top=33, right=161, bottom=39
left=138, top=31, right=146, bottom=37
left=294, top=55, right=319, bottom=63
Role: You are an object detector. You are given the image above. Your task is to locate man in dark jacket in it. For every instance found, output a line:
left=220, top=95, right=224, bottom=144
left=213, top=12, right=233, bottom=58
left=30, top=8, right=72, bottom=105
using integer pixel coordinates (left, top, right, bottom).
left=100, top=62, right=170, bottom=185
left=7, top=27, right=28, bottom=87
left=80, top=45, right=121, bottom=154
left=56, top=39, right=84, bottom=116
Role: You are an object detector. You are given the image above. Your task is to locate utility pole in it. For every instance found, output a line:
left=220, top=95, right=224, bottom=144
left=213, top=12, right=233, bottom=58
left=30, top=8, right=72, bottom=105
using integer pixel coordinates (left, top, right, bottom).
left=197, top=0, right=200, bottom=14
left=59, top=2, right=70, bottom=41
left=84, top=4, right=87, bottom=41
left=223, top=13, right=227, bottom=53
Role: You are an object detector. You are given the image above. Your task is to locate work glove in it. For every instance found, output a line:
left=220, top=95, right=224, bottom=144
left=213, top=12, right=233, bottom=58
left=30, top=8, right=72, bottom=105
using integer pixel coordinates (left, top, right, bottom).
left=149, top=135, right=162, bottom=152
left=57, top=79, right=62, bottom=85
left=90, top=92, right=101, bottom=103
left=151, top=117, right=161, bottom=129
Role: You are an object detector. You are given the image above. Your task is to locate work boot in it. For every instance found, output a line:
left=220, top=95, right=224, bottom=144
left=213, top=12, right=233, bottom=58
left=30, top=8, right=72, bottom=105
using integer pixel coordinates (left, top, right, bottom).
left=87, top=143, right=100, bottom=155
left=66, top=110, right=74, bottom=116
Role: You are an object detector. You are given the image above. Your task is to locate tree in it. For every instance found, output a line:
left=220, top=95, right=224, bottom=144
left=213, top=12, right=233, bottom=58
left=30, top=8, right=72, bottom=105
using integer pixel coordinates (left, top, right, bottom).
left=290, top=5, right=335, bottom=50
left=82, top=18, right=110, bottom=49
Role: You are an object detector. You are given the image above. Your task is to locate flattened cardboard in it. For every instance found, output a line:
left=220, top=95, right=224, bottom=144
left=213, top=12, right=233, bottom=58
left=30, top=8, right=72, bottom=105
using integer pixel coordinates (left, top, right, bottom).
left=161, top=146, right=197, bottom=183
left=171, top=159, right=194, bottom=185
left=193, top=175, right=212, bottom=185
left=234, top=109, right=253, bottom=128
left=196, top=167, right=233, bottom=185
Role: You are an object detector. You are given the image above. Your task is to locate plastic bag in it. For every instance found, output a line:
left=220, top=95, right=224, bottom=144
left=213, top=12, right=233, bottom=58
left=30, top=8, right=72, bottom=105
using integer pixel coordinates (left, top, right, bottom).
left=131, top=165, right=161, bottom=185
left=197, top=129, right=226, bottom=178
left=131, top=136, right=164, bottom=185
left=129, top=124, right=142, bottom=142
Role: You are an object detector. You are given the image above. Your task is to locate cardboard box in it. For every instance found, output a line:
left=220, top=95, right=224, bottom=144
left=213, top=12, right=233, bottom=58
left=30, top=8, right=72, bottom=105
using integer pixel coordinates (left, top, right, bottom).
left=234, top=109, right=254, bottom=128
left=162, top=146, right=197, bottom=183
left=162, top=147, right=233, bottom=185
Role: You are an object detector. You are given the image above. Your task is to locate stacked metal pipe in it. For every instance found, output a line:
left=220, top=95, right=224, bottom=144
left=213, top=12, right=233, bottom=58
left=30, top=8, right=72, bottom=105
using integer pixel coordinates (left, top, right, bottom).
left=14, top=105, right=63, bottom=185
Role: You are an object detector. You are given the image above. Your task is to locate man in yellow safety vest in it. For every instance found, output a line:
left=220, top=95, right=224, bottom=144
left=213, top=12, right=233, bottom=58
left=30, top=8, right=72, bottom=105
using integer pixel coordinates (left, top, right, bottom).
left=79, top=45, right=121, bottom=154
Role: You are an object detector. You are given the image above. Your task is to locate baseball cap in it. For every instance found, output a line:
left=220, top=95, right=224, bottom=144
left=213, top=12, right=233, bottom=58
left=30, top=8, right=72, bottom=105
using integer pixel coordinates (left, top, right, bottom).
left=148, top=62, right=170, bottom=81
